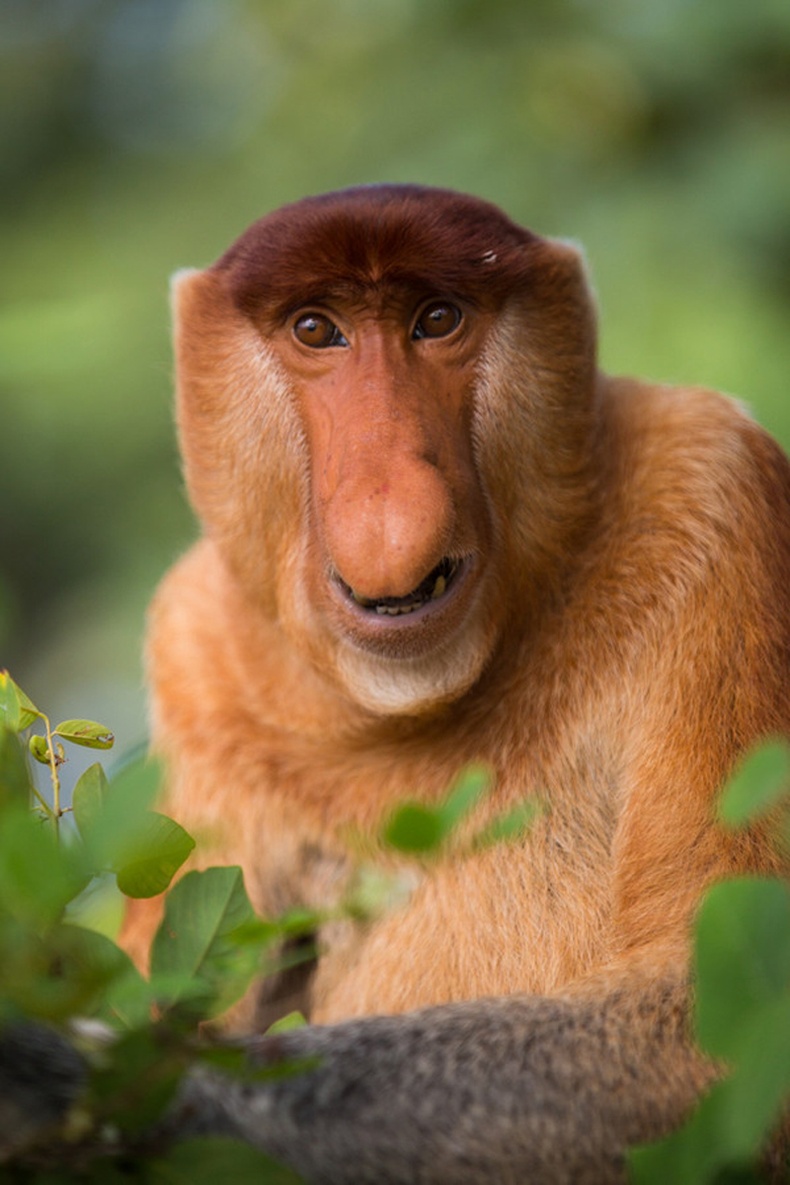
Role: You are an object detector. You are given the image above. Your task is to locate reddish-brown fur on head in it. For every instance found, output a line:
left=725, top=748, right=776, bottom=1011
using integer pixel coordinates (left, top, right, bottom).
left=174, top=184, right=598, bottom=713
left=216, top=185, right=539, bottom=321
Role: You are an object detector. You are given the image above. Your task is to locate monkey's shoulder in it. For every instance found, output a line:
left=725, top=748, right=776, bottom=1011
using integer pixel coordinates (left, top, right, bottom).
left=601, top=376, right=790, bottom=537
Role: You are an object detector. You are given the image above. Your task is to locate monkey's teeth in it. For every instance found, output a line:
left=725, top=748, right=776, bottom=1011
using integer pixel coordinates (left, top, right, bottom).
left=343, top=558, right=459, bottom=616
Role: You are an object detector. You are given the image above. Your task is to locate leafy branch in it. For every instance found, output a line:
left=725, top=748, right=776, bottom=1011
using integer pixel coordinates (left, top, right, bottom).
left=1, top=669, right=113, bottom=837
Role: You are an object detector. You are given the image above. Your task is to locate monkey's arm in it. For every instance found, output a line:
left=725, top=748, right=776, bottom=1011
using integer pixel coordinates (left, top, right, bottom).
left=0, top=978, right=714, bottom=1182
left=167, top=975, right=711, bottom=1185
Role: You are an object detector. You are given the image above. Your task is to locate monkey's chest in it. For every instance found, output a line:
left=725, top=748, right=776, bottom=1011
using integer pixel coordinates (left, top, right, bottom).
left=297, top=829, right=614, bottom=1023
left=244, top=737, right=619, bottom=1025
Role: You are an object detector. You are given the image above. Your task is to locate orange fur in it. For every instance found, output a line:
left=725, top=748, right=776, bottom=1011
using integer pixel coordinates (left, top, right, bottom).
left=122, top=186, right=790, bottom=1051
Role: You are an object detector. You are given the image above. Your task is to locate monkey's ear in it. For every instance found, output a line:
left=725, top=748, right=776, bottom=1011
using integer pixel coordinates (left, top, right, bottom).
left=553, top=238, right=598, bottom=305
left=170, top=266, right=203, bottom=311
left=169, top=266, right=230, bottom=333
left=503, top=234, right=597, bottom=373
left=536, top=235, right=596, bottom=306
left=169, top=266, right=248, bottom=380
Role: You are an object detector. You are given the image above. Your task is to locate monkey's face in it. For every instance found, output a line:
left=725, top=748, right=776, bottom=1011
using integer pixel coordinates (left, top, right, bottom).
left=172, top=186, right=598, bottom=715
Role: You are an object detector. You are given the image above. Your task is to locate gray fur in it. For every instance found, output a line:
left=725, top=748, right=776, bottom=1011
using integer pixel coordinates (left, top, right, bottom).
left=0, top=1022, right=86, bottom=1160
left=166, top=978, right=705, bottom=1183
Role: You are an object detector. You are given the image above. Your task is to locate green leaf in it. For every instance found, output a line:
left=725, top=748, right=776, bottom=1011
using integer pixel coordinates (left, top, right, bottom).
left=66, top=871, right=125, bottom=939
left=53, top=718, right=114, bottom=749
left=0, top=924, right=79, bottom=1024
left=56, top=924, right=145, bottom=1020
left=0, top=806, right=85, bottom=931
left=634, top=993, right=790, bottom=1185
left=694, top=877, right=790, bottom=1060
left=72, top=762, right=109, bottom=841
left=65, top=926, right=151, bottom=1029
left=265, top=1010, right=308, bottom=1035
left=99, top=973, right=159, bottom=1030
left=636, top=879, right=790, bottom=1182
left=150, top=867, right=260, bottom=1017
left=88, top=1027, right=186, bottom=1134
left=80, top=756, right=162, bottom=868
left=0, top=727, right=32, bottom=802
left=628, top=1081, right=729, bottom=1185
left=278, top=907, right=324, bottom=940
left=383, top=767, right=492, bottom=855
left=114, top=812, right=196, bottom=898
left=438, top=764, right=489, bottom=831
left=0, top=672, right=21, bottom=732
left=719, top=740, right=790, bottom=828
left=0, top=911, right=126, bottom=1024
left=149, top=1136, right=302, bottom=1184
left=719, top=993, right=790, bottom=1161
left=383, top=802, right=444, bottom=853
left=14, top=684, right=41, bottom=730
left=472, top=800, right=539, bottom=849
left=0, top=671, right=40, bottom=731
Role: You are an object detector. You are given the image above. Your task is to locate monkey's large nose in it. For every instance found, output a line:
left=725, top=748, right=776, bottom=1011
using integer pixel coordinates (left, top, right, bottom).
left=322, top=459, right=455, bottom=601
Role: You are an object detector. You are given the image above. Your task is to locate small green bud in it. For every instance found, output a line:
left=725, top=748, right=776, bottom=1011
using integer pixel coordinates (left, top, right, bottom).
left=28, top=734, right=50, bottom=764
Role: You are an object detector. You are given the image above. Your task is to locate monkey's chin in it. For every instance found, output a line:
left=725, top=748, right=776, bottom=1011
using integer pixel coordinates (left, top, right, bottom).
left=334, top=620, right=494, bottom=716
left=287, top=556, right=496, bottom=714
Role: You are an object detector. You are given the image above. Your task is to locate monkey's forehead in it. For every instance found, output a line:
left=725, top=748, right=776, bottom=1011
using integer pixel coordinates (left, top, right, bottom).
left=213, top=184, right=541, bottom=321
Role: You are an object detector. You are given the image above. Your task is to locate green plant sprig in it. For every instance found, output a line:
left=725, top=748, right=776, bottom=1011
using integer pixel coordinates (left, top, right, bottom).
left=1, top=669, right=114, bottom=837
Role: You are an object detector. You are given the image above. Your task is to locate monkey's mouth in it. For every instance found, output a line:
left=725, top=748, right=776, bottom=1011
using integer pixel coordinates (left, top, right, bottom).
left=336, top=557, right=462, bottom=618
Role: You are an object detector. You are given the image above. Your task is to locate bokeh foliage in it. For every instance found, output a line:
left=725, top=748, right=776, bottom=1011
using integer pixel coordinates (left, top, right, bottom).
left=2, top=0, right=790, bottom=738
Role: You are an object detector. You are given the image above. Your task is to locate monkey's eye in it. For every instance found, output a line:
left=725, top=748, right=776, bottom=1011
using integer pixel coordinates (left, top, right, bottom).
left=293, top=313, right=348, bottom=348
left=412, top=302, right=462, bottom=340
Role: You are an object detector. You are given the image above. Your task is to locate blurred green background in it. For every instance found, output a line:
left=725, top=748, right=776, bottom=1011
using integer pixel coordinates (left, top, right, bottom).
left=2, top=0, right=790, bottom=758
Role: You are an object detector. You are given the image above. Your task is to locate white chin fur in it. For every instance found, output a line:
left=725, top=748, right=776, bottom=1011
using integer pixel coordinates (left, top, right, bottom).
left=335, top=623, right=492, bottom=716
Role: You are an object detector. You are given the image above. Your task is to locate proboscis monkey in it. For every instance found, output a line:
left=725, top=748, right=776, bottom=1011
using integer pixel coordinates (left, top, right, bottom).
left=120, top=185, right=790, bottom=1182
